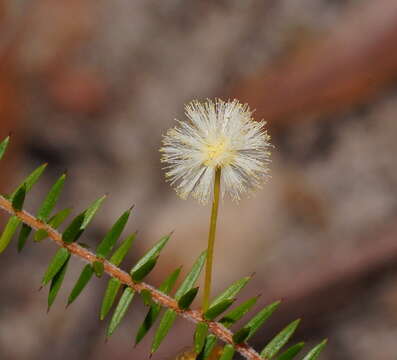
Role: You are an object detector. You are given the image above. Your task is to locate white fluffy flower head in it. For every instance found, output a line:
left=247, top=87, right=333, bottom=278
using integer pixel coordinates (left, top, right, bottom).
left=160, top=99, right=272, bottom=204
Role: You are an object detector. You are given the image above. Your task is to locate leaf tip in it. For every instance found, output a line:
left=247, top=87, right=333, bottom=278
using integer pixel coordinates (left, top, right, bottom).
left=290, top=318, right=301, bottom=331
left=200, top=249, right=208, bottom=258
left=168, top=229, right=175, bottom=237
left=274, top=299, right=282, bottom=307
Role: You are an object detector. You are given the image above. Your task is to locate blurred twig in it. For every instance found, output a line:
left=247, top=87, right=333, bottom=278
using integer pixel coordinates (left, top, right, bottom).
left=230, top=0, right=397, bottom=129
left=254, top=220, right=397, bottom=345
left=0, top=1, right=39, bottom=192
left=0, top=1, right=37, bottom=65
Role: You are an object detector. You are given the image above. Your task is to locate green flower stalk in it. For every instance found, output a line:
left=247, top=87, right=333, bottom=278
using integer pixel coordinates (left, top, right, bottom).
left=203, top=167, right=221, bottom=310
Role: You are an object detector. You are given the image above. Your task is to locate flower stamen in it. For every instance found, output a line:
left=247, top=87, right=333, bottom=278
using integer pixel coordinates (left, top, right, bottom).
left=160, top=98, right=271, bottom=204
left=203, top=138, right=234, bottom=167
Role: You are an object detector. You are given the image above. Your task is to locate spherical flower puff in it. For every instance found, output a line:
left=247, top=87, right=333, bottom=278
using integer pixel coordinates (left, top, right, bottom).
left=160, top=99, right=272, bottom=204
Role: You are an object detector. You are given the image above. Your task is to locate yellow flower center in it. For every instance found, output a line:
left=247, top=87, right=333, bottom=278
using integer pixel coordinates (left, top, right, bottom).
left=203, top=138, right=234, bottom=167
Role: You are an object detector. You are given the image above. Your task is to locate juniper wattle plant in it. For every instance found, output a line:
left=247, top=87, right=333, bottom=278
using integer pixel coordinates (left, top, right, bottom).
left=0, top=102, right=326, bottom=360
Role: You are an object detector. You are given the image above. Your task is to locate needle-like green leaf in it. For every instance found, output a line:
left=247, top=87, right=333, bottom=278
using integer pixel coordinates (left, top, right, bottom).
left=151, top=251, right=207, bottom=352
left=34, top=208, right=71, bottom=242
left=197, top=334, right=217, bottom=360
left=96, top=208, right=132, bottom=258
left=276, top=342, right=305, bottom=360
left=10, top=185, right=27, bottom=251
left=109, top=232, right=136, bottom=266
left=219, top=344, right=235, bottom=360
left=194, top=322, right=208, bottom=354
left=93, top=261, right=104, bottom=277
left=129, top=234, right=170, bottom=279
left=131, top=256, right=158, bottom=282
left=0, top=136, right=10, bottom=160
left=81, top=195, right=106, bottom=229
left=62, top=213, right=85, bottom=244
left=174, top=251, right=206, bottom=301
left=151, top=309, right=177, bottom=354
left=260, top=319, right=300, bottom=359
left=135, top=267, right=181, bottom=345
left=245, top=300, right=281, bottom=340
left=204, top=298, right=235, bottom=321
left=159, top=268, right=182, bottom=295
left=67, top=264, right=94, bottom=306
left=0, top=216, right=21, bottom=253
left=177, top=286, right=199, bottom=310
left=99, top=234, right=136, bottom=321
left=17, top=223, right=32, bottom=252
left=232, top=326, right=251, bottom=344
left=37, top=174, right=66, bottom=221
left=10, top=163, right=47, bottom=200
left=209, top=276, right=250, bottom=308
left=219, top=296, right=259, bottom=328
left=140, top=289, right=153, bottom=306
left=11, top=183, right=26, bottom=211
left=135, top=306, right=157, bottom=345
left=106, top=287, right=135, bottom=337
left=100, top=278, right=122, bottom=321
left=41, top=247, right=70, bottom=286
left=48, top=256, right=70, bottom=311
left=63, top=196, right=105, bottom=244
left=302, top=340, right=327, bottom=360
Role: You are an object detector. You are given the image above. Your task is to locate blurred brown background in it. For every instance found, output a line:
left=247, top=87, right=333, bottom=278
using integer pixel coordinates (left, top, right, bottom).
left=1, top=0, right=397, bottom=359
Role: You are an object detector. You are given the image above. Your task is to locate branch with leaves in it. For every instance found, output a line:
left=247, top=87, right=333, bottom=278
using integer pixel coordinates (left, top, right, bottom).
left=0, top=129, right=326, bottom=360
